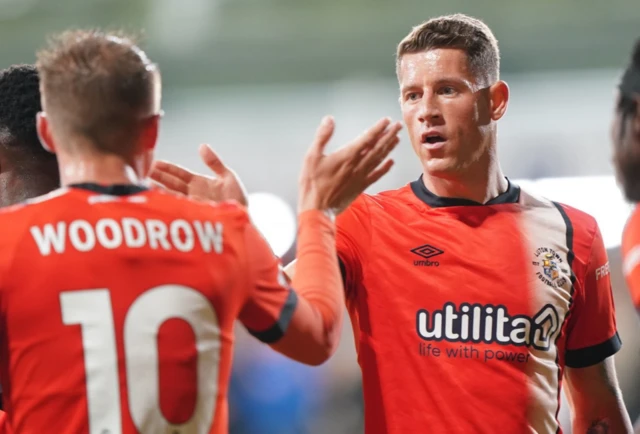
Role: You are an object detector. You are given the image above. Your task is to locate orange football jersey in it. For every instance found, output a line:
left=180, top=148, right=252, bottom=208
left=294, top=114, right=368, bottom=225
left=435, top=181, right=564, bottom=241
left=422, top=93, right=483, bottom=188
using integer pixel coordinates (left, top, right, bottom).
left=0, top=184, right=299, bottom=434
left=622, top=205, right=640, bottom=309
left=336, top=177, right=619, bottom=434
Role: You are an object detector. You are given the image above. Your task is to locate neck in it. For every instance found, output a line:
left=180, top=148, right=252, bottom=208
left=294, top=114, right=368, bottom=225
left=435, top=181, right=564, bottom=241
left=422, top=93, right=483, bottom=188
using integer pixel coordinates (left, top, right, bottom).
left=422, top=149, right=507, bottom=204
left=58, top=152, right=144, bottom=187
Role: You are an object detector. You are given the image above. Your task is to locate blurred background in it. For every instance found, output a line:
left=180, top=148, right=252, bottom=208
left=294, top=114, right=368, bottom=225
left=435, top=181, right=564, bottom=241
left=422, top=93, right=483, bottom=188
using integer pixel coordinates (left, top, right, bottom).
left=2, top=0, right=639, bottom=432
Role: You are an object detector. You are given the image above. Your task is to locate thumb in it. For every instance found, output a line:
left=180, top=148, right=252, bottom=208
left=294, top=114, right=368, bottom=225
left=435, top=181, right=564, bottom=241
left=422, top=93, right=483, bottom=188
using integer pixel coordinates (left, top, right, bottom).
left=199, top=144, right=227, bottom=175
left=309, top=115, right=335, bottom=156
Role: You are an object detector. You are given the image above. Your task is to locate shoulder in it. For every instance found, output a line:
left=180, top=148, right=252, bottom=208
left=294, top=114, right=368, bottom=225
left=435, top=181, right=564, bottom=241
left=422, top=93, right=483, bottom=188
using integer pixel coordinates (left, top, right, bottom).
left=549, top=201, right=599, bottom=243
left=519, top=186, right=599, bottom=241
left=0, top=188, right=71, bottom=240
left=338, top=184, right=413, bottom=226
left=0, top=190, right=74, bottom=268
left=352, top=183, right=415, bottom=215
left=371, top=183, right=415, bottom=205
left=0, top=188, right=70, bottom=218
left=152, top=189, right=250, bottom=226
left=547, top=201, right=603, bottom=287
left=519, top=186, right=601, bottom=280
left=202, top=199, right=250, bottom=223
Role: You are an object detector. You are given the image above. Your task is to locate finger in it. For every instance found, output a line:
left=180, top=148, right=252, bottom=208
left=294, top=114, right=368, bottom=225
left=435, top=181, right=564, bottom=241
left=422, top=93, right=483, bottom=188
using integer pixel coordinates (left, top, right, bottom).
left=376, top=136, right=400, bottom=167
left=148, top=169, right=189, bottom=194
left=359, top=122, right=402, bottom=171
left=350, top=117, right=392, bottom=154
left=151, top=160, right=194, bottom=183
left=358, top=136, right=399, bottom=178
left=199, top=144, right=227, bottom=176
left=364, top=159, right=395, bottom=188
left=369, top=122, right=401, bottom=157
left=149, top=170, right=188, bottom=194
left=376, top=122, right=403, bottom=151
left=357, top=122, right=400, bottom=157
left=309, top=115, right=335, bottom=156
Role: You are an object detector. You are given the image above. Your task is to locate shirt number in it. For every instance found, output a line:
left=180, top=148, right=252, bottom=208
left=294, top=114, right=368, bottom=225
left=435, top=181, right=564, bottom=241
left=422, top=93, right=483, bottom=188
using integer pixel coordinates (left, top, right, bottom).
left=60, top=285, right=221, bottom=433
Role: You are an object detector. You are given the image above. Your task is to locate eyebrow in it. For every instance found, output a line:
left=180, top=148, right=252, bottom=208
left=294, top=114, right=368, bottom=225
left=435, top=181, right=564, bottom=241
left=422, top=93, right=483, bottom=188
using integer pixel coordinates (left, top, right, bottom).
left=401, top=77, right=473, bottom=93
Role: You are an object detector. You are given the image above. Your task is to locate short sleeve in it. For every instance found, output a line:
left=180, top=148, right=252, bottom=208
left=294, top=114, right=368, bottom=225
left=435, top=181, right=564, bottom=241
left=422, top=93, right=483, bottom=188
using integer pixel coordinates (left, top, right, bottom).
left=565, top=225, right=621, bottom=368
left=238, top=222, right=298, bottom=344
left=622, top=209, right=640, bottom=309
left=336, top=195, right=372, bottom=298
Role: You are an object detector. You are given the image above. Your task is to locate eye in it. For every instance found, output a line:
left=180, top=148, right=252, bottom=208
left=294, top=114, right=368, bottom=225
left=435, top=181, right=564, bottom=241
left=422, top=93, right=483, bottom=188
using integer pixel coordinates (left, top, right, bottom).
left=440, top=86, right=456, bottom=96
left=406, top=92, right=420, bottom=101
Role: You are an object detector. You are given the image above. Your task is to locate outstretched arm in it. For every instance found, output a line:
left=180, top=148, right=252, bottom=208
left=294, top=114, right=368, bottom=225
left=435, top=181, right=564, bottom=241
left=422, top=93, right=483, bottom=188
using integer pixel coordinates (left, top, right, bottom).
left=564, top=358, right=632, bottom=434
left=239, top=211, right=342, bottom=365
left=239, top=116, right=401, bottom=364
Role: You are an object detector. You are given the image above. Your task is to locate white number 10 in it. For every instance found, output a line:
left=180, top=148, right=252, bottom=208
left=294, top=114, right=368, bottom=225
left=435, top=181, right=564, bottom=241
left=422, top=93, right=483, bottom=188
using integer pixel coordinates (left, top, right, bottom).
left=60, top=285, right=221, bottom=434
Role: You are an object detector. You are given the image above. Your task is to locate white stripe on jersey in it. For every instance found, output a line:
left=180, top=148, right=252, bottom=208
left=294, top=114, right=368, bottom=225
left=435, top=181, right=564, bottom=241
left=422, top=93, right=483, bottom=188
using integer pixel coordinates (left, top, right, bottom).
left=519, top=188, right=574, bottom=434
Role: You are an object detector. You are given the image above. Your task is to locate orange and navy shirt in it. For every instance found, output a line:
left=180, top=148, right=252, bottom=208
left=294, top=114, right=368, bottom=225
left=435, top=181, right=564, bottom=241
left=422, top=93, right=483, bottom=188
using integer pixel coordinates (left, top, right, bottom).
left=0, top=184, right=297, bottom=434
left=622, top=205, right=640, bottom=310
left=337, top=176, right=620, bottom=434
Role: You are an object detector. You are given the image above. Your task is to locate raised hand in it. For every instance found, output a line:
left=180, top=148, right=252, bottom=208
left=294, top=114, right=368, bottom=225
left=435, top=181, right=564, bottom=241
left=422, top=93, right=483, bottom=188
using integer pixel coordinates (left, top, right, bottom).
left=298, top=116, right=402, bottom=215
left=149, top=144, right=248, bottom=206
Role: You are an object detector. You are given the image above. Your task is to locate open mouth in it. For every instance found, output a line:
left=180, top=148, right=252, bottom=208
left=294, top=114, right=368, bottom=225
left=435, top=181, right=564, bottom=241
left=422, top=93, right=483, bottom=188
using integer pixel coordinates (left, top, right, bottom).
left=422, top=133, right=446, bottom=145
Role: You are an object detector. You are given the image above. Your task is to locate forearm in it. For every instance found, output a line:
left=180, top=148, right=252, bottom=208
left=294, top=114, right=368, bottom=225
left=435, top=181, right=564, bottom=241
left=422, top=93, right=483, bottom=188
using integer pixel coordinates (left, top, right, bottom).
left=270, top=210, right=344, bottom=365
left=565, top=358, right=633, bottom=434
left=572, top=393, right=632, bottom=433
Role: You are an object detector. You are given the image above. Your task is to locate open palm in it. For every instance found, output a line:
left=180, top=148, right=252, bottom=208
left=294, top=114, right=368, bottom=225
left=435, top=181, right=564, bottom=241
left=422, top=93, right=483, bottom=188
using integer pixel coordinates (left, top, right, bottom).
left=298, top=116, right=401, bottom=214
left=149, top=144, right=248, bottom=206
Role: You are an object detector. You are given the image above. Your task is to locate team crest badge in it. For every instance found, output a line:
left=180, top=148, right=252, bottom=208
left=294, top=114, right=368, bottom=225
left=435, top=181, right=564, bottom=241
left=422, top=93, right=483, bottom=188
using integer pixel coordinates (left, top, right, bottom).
left=532, top=247, right=569, bottom=288
left=542, top=253, right=559, bottom=280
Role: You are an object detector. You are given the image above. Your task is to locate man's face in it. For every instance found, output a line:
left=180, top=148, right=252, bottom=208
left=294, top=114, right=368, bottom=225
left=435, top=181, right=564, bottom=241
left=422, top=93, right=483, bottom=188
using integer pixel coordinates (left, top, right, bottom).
left=398, top=48, right=496, bottom=177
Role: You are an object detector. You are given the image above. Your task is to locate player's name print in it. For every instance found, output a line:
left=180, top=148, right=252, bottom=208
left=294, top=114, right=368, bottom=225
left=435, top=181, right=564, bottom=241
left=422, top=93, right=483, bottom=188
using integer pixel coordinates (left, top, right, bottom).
left=416, top=302, right=561, bottom=351
left=29, top=218, right=224, bottom=255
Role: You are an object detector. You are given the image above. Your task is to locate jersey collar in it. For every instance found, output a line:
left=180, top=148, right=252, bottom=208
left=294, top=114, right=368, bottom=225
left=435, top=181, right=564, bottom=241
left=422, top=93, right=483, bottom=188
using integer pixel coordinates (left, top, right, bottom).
left=410, top=175, right=520, bottom=208
left=69, top=183, right=149, bottom=196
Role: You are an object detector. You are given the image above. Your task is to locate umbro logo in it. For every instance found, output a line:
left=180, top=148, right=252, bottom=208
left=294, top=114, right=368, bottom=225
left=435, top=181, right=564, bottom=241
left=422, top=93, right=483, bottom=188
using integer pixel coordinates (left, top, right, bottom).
left=411, top=244, right=444, bottom=267
left=411, top=244, right=444, bottom=259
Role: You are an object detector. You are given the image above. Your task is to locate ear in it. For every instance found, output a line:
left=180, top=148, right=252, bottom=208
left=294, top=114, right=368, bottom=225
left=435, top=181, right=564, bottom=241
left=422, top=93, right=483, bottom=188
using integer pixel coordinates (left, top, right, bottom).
left=139, top=113, right=160, bottom=152
left=489, top=80, right=510, bottom=121
left=36, top=112, right=56, bottom=154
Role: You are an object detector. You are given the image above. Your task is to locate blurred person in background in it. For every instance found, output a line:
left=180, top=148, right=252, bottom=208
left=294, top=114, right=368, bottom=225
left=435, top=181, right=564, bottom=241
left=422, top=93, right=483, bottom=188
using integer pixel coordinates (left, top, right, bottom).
left=618, top=38, right=640, bottom=309
left=614, top=37, right=640, bottom=434
left=0, top=63, right=60, bottom=434
left=0, top=29, right=401, bottom=433
left=167, top=14, right=633, bottom=434
left=0, top=64, right=59, bottom=207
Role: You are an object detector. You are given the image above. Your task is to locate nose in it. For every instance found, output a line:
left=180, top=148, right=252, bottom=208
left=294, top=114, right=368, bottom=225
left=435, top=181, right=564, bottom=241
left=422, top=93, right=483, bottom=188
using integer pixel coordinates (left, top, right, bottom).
left=417, top=92, right=442, bottom=124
